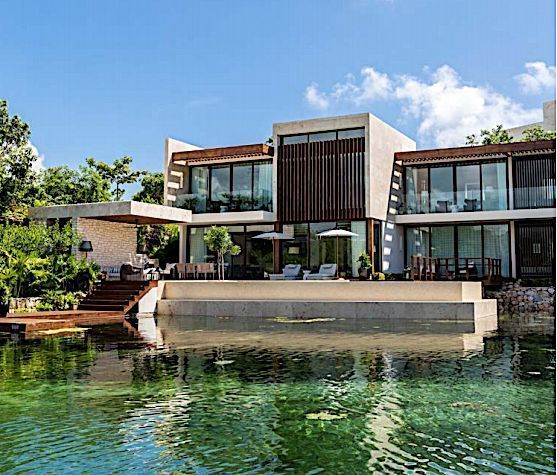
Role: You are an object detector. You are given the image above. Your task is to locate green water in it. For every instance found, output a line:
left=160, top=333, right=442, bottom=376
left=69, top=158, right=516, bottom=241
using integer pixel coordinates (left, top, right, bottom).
left=0, top=321, right=554, bottom=474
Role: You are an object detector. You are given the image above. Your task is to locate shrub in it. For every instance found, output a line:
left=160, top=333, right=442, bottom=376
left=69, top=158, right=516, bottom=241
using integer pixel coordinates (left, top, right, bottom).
left=0, top=222, right=99, bottom=303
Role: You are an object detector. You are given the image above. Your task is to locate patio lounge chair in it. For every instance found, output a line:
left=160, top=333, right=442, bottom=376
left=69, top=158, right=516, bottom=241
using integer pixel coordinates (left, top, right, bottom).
left=305, top=263, right=337, bottom=280
left=269, top=264, right=301, bottom=280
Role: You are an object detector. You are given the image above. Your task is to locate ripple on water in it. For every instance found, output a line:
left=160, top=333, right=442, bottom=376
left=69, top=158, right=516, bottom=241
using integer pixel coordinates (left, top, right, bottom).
left=0, top=327, right=554, bottom=474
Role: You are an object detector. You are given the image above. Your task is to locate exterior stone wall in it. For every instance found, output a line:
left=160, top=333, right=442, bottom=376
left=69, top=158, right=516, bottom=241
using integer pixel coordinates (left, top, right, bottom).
left=9, top=297, right=42, bottom=312
left=73, top=218, right=142, bottom=268
left=486, top=281, right=555, bottom=314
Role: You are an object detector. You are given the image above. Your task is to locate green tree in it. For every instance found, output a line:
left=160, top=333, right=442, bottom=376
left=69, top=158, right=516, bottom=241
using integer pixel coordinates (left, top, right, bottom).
left=38, top=165, right=112, bottom=205
left=132, top=172, right=164, bottom=204
left=521, top=125, right=556, bottom=142
left=85, top=156, right=147, bottom=200
left=0, top=100, right=40, bottom=220
left=466, top=125, right=513, bottom=146
left=203, top=226, right=241, bottom=280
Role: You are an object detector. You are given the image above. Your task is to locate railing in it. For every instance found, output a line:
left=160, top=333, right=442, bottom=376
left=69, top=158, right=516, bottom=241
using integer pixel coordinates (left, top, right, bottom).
left=410, top=256, right=502, bottom=282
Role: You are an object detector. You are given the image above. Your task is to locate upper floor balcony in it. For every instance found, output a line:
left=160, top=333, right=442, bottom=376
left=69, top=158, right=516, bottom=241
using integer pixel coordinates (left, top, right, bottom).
left=168, top=143, right=273, bottom=215
left=395, top=140, right=556, bottom=216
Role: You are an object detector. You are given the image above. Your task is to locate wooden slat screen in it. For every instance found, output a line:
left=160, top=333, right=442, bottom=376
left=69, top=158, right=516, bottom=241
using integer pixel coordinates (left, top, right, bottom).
left=516, top=220, right=556, bottom=277
left=277, top=137, right=365, bottom=222
left=513, top=154, right=556, bottom=209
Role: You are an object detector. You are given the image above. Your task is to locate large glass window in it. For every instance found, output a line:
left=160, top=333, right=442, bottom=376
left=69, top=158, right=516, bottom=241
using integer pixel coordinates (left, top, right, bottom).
left=189, top=160, right=273, bottom=213
left=282, top=220, right=368, bottom=277
left=457, top=225, right=483, bottom=276
left=402, top=160, right=509, bottom=214
left=456, top=164, right=481, bottom=211
left=431, top=226, right=455, bottom=274
left=246, top=224, right=274, bottom=278
left=190, top=167, right=209, bottom=212
left=483, top=224, right=510, bottom=276
left=338, top=128, right=365, bottom=139
left=406, top=227, right=430, bottom=260
left=482, top=162, right=508, bottom=211
left=405, top=167, right=429, bottom=214
left=430, top=166, right=454, bottom=213
left=232, top=162, right=253, bottom=211
left=282, top=223, right=308, bottom=269
left=253, top=162, right=273, bottom=211
left=210, top=165, right=230, bottom=212
left=281, top=128, right=365, bottom=145
left=406, top=223, right=510, bottom=277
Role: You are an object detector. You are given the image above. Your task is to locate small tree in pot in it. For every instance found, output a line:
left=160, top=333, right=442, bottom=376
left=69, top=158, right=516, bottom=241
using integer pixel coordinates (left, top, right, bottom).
left=357, top=252, right=372, bottom=280
left=204, top=226, right=241, bottom=280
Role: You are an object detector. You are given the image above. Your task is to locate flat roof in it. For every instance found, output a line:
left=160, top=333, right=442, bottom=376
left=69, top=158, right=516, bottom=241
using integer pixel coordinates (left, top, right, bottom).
left=172, top=143, right=273, bottom=164
left=29, top=201, right=192, bottom=225
left=395, top=139, right=556, bottom=164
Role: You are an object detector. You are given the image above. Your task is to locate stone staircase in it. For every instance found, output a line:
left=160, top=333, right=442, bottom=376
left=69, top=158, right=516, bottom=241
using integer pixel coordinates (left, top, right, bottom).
left=78, top=280, right=155, bottom=314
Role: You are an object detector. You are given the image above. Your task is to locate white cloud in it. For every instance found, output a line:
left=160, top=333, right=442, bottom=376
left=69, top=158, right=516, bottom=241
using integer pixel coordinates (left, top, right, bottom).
left=29, top=142, right=45, bottom=172
left=305, top=83, right=330, bottom=110
left=305, top=67, right=391, bottom=110
left=305, top=64, right=543, bottom=147
left=515, top=61, right=556, bottom=95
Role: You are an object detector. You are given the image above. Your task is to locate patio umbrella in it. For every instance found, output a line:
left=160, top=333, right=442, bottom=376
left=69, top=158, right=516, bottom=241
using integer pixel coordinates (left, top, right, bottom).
left=252, top=232, right=294, bottom=273
left=317, top=229, right=358, bottom=278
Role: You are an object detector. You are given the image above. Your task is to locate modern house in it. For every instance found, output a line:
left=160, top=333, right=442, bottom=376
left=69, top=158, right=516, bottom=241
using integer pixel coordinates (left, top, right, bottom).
left=31, top=108, right=556, bottom=282
left=164, top=112, right=555, bottom=281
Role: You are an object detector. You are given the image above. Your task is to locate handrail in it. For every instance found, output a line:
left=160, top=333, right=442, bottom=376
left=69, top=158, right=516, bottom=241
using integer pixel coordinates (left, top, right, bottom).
left=410, top=256, right=502, bottom=281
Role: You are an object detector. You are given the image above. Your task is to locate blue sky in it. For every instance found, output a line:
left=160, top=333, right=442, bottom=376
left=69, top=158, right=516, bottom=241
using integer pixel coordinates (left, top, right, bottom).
left=1, top=0, right=555, bottom=186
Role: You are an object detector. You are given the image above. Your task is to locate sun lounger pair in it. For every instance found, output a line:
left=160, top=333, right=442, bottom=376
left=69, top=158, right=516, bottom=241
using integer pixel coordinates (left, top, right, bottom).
left=269, top=263, right=337, bottom=280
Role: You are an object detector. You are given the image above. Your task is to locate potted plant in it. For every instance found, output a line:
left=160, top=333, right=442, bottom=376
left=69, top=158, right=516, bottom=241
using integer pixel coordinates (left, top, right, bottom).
left=357, top=252, right=372, bottom=280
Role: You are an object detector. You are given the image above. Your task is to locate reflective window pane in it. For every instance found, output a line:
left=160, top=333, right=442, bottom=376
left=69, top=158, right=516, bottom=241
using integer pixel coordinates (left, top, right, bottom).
left=431, top=226, right=455, bottom=274
left=482, top=162, right=508, bottom=211
left=282, top=134, right=308, bottom=145
left=457, top=225, right=483, bottom=276
left=309, top=131, right=337, bottom=142
left=190, top=167, right=208, bottom=212
left=406, top=227, right=430, bottom=264
left=282, top=223, right=308, bottom=269
left=338, top=128, right=365, bottom=139
left=210, top=165, right=230, bottom=212
left=405, top=167, right=429, bottom=214
left=232, top=162, right=253, bottom=211
left=430, top=167, right=454, bottom=212
left=253, top=161, right=273, bottom=211
left=456, top=164, right=481, bottom=211
left=483, top=224, right=510, bottom=277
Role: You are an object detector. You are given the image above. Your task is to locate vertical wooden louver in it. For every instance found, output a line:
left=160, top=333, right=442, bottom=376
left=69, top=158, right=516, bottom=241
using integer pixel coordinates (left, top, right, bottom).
left=516, top=220, right=555, bottom=277
left=513, top=153, right=556, bottom=209
left=277, top=137, right=365, bottom=223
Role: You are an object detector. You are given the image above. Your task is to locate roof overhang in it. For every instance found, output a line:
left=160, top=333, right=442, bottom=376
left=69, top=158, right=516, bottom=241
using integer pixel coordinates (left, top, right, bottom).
left=395, top=139, right=556, bottom=165
left=172, top=143, right=273, bottom=165
left=191, top=210, right=275, bottom=226
left=30, top=201, right=192, bottom=225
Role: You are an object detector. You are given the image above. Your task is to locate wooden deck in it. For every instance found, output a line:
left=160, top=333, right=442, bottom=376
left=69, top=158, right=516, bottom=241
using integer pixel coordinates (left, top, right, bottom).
left=1, top=310, right=125, bottom=335
left=2, top=280, right=158, bottom=336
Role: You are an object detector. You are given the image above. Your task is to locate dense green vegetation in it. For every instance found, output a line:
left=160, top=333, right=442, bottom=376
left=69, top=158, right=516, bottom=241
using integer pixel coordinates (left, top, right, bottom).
left=0, top=100, right=176, bottom=302
left=466, top=123, right=556, bottom=145
left=0, top=223, right=99, bottom=309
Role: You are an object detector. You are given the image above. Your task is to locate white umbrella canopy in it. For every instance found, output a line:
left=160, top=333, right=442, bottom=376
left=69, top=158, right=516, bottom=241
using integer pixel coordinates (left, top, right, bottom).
left=252, top=232, right=294, bottom=274
left=253, top=232, right=294, bottom=240
left=317, top=229, right=359, bottom=278
left=317, top=229, right=358, bottom=238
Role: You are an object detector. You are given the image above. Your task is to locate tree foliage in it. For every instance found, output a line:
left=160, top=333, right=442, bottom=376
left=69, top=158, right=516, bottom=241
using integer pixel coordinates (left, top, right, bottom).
left=466, top=125, right=513, bottom=146
left=203, top=226, right=241, bottom=280
left=133, top=172, right=164, bottom=205
left=38, top=165, right=112, bottom=205
left=521, top=125, right=556, bottom=142
left=86, top=156, right=147, bottom=200
left=0, top=100, right=39, bottom=220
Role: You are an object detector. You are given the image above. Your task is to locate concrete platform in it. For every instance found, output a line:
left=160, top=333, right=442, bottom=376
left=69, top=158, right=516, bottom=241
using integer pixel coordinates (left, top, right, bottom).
left=156, top=281, right=498, bottom=333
